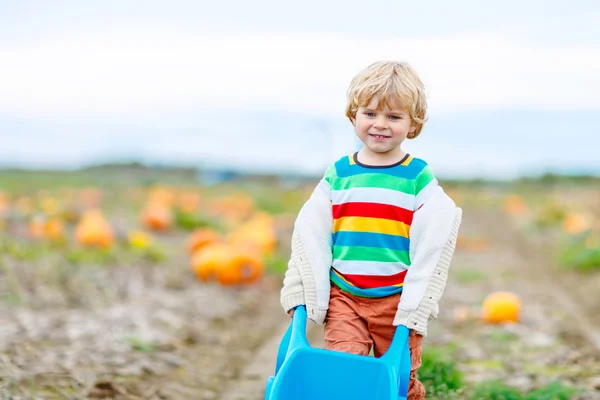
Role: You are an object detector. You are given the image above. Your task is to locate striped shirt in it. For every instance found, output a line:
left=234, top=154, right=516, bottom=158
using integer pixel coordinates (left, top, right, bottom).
left=325, top=152, right=438, bottom=298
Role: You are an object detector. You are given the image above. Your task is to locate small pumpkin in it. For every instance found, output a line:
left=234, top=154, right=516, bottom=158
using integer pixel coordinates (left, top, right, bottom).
left=186, top=228, right=221, bottom=255
left=456, top=234, right=490, bottom=252
left=177, top=191, right=201, bottom=214
left=44, top=217, right=65, bottom=241
left=79, top=187, right=103, bottom=208
left=141, top=201, right=173, bottom=231
left=503, top=195, right=528, bottom=216
left=28, top=215, right=46, bottom=238
left=0, top=191, right=8, bottom=215
left=28, top=216, right=64, bottom=241
left=39, top=196, right=61, bottom=216
left=481, top=291, right=521, bottom=324
left=15, top=196, right=33, bottom=216
left=147, top=186, right=176, bottom=206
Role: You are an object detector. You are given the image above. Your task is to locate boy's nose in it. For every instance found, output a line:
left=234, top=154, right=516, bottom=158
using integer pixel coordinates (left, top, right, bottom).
left=373, top=117, right=388, bottom=129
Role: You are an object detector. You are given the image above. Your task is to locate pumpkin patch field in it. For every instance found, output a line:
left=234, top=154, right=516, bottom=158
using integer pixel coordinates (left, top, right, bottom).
left=1, top=167, right=599, bottom=399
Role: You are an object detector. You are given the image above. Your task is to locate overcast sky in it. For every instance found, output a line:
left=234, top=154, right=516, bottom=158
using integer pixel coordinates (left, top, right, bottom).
left=1, top=1, right=599, bottom=178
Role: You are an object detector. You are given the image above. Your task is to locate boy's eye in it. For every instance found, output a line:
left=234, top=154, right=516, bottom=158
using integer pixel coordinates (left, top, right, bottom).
left=365, top=112, right=376, bottom=117
left=389, top=115, right=401, bottom=120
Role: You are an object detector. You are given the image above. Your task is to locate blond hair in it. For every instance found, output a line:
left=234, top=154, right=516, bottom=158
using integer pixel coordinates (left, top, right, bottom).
left=345, top=61, right=428, bottom=139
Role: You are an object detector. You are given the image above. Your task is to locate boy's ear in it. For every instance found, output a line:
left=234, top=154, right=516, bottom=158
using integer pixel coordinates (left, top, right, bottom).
left=407, top=124, right=417, bottom=139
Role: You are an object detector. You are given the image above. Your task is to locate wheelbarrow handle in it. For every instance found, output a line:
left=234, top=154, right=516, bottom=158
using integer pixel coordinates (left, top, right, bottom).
left=274, top=305, right=309, bottom=374
left=381, top=324, right=411, bottom=397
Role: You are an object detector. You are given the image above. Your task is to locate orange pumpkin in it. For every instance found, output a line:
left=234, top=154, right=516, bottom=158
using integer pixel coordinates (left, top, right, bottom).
left=79, top=188, right=103, bottom=208
left=186, top=228, right=221, bottom=255
left=208, top=193, right=255, bottom=218
left=562, top=213, right=591, bottom=235
left=44, top=218, right=65, bottom=241
left=28, top=216, right=64, bottom=240
left=28, top=216, right=46, bottom=238
left=481, top=291, right=521, bottom=324
left=456, top=234, right=490, bottom=252
left=15, top=196, right=33, bottom=216
left=226, top=212, right=277, bottom=255
left=191, top=243, right=228, bottom=281
left=39, top=196, right=61, bottom=216
left=503, top=195, right=528, bottom=216
left=191, top=243, right=264, bottom=285
left=75, top=209, right=114, bottom=248
left=0, top=191, right=8, bottom=215
left=584, top=232, right=599, bottom=250
left=147, top=186, right=176, bottom=206
left=177, top=191, right=201, bottom=214
left=141, top=201, right=173, bottom=231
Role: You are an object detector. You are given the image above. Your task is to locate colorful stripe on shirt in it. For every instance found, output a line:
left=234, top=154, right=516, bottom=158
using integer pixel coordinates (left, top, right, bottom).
left=324, top=152, right=437, bottom=298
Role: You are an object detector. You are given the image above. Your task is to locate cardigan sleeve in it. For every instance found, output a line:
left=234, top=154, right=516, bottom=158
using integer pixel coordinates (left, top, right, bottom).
left=280, top=175, right=333, bottom=324
left=394, top=206, right=462, bottom=335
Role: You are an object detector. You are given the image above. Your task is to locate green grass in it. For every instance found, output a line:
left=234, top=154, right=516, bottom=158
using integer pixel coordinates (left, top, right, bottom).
left=417, top=345, right=581, bottom=399
left=121, top=335, right=156, bottom=352
left=419, top=345, right=464, bottom=397
left=265, top=252, right=289, bottom=274
left=488, top=330, right=519, bottom=343
left=524, top=381, right=580, bottom=400
left=469, top=380, right=580, bottom=400
left=174, top=209, right=223, bottom=232
left=558, top=231, right=600, bottom=272
left=470, top=380, right=524, bottom=400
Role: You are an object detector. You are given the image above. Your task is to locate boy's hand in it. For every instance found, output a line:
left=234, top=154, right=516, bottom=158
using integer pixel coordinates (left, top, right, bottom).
left=288, top=308, right=295, bottom=318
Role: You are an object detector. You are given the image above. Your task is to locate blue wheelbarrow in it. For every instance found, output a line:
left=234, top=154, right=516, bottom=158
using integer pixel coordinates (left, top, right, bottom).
left=264, top=305, right=412, bottom=400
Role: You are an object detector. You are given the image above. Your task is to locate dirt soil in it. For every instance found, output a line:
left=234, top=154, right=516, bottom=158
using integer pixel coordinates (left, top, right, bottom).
left=1, top=205, right=600, bottom=399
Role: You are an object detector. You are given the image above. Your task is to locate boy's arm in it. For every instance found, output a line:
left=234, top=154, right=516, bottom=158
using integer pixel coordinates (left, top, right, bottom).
left=280, top=173, right=334, bottom=322
left=280, top=244, right=305, bottom=314
left=394, top=206, right=461, bottom=335
left=393, top=167, right=462, bottom=335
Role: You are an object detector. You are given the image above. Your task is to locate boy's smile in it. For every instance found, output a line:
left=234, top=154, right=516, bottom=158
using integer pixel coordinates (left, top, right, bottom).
left=353, top=96, right=416, bottom=164
left=369, top=133, right=391, bottom=141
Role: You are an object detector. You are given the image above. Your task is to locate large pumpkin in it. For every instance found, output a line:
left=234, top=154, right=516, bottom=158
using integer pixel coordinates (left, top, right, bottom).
left=562, top=213, right=591, bottom=235
left=75, top=209, right=114, bottom=248
left=227, top=212, right=277, bottom=255
left=481, top=291, right=521, bottom=324
left=190, top=243, right=264, bottom=285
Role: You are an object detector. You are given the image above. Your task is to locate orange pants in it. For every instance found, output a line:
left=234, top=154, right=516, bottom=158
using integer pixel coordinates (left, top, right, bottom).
left=324, top=284, right=426, bottom=400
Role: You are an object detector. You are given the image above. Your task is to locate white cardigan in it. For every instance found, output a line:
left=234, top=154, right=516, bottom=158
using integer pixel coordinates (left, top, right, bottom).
left=280, top=178, right=462, bottom=336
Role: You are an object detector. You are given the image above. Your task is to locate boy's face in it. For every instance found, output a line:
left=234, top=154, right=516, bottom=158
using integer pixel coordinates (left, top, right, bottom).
left=353, top=96, right=415, bottom=156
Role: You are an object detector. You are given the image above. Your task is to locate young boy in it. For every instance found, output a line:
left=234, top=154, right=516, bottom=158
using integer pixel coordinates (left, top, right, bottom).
left=280, top=61, right=462, bottom=399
